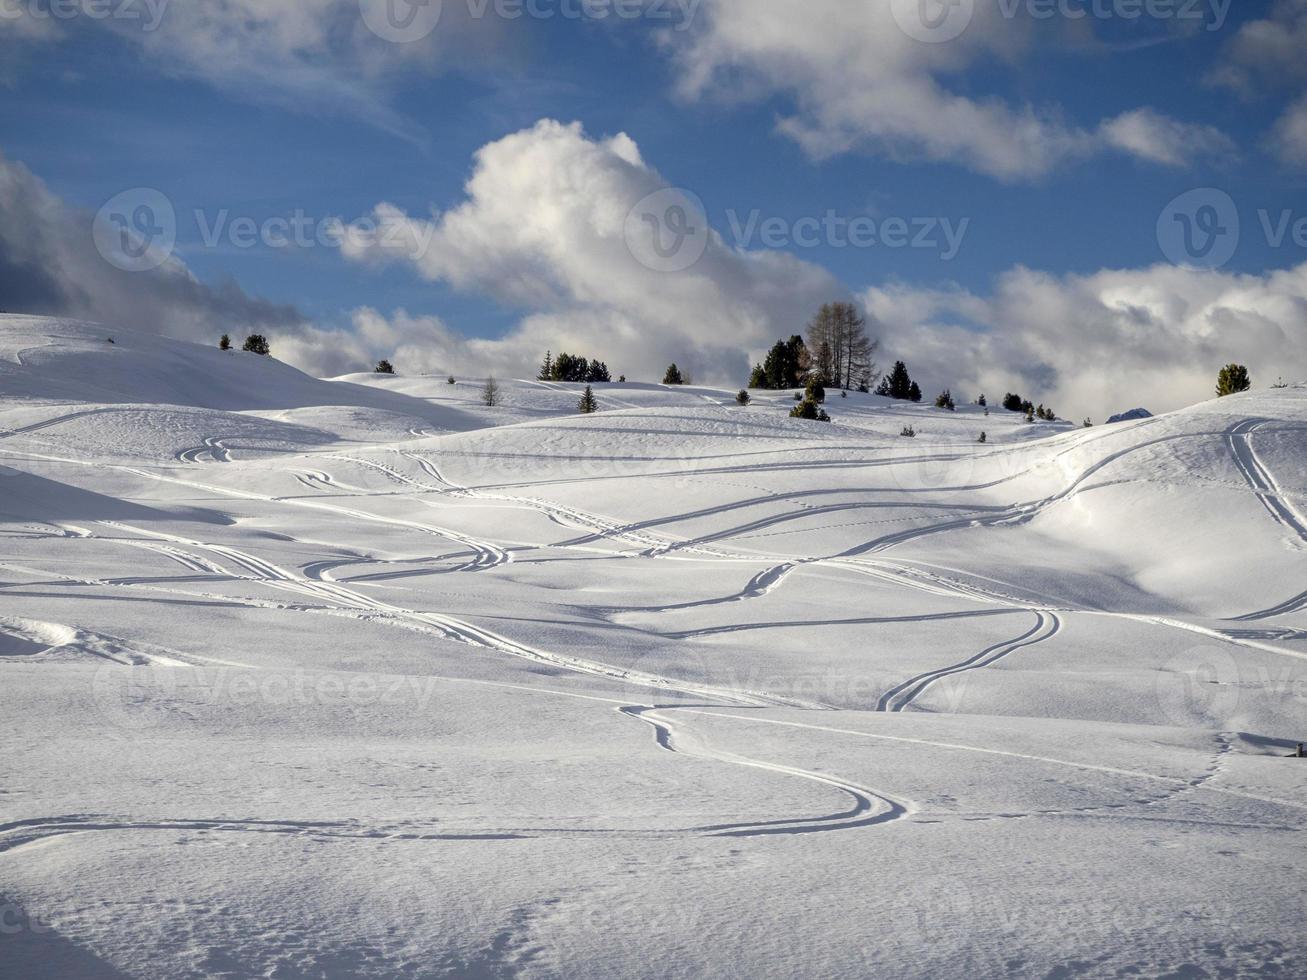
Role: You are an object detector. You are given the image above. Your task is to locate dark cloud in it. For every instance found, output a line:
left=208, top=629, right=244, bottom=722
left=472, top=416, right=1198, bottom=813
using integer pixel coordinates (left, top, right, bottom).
left=0, top=151, right=309, bottom=343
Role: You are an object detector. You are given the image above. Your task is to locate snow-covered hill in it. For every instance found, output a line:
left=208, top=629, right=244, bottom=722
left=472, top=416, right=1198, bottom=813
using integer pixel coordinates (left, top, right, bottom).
left=2, top=315, right=1305, bottom=978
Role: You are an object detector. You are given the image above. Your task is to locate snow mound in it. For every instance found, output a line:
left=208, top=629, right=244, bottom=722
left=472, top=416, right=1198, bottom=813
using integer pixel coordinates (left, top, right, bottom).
left=0, top=316, right=479, bottom=432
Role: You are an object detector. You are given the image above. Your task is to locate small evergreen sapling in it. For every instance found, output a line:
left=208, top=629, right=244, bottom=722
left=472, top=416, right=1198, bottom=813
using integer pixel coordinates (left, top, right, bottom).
left=219, top=334, right=231, bottom=351
left=578, top=385, right=598, bottom=414
left=735, top=390, right=751, bottom=406
left=375, top=359, right=395, bottom=375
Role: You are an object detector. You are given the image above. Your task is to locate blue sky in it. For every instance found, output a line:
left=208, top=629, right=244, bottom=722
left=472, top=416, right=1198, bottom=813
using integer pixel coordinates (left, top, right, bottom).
left=2, top=1, right=1306, bottom=415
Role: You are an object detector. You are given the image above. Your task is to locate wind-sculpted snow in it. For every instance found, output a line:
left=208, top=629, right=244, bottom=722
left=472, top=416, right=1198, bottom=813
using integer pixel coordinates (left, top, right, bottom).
left=1, top=317, right=1305, bottom=978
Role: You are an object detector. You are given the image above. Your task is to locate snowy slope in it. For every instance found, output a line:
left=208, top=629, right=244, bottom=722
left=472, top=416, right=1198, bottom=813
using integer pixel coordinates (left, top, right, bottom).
left=1, top=315, right=1305, bottom=979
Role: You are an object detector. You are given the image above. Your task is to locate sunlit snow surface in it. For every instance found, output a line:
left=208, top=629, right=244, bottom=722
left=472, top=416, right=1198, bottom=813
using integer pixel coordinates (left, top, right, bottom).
left=2, top=316, right=1305, bottom=978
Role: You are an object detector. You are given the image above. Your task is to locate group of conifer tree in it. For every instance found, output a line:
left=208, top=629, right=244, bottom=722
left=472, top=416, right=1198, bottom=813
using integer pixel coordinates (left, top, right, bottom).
left=749, top=302, right=879, bottom=396
left=538, top=351, right=612, bottom=384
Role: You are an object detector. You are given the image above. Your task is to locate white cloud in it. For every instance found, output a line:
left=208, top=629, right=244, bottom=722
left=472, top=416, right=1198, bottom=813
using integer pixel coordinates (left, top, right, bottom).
left=340, top=119, right=843, bottom=382
left=6, top=120, right=1300, bottom=418
left=0, top=150, right=310, bottom=348
left=1271, top=95, right=1307, bottom=167
left=863, top=262, right=1307, bottom=419
left=1211, top=0, right=1307, bottom=168
left=660, top=0, right=1229, bottom=179
left=336, top=119, right=1306, bottom=419
left=1099, top=108, right=1236, bottom=167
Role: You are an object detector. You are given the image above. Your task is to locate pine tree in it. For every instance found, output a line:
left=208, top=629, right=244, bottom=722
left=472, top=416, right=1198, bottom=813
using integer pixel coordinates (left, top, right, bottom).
left=538, top=351, right=553, bottom=381
left=884, top=361, right=913, bottom=400
left=219, top=334, right=231, bottom=351
left=587, top=361, right=611, bottom=383
left=578, top=384, right=598, bottom=414
left=1003, top=392, right=1024, bottom=412
left=748, top=364, right=767, bottom=389
left=662, top=364, right=685, bottom=386
left=977, top=394, right=986, bottom=407
left=900, top=425, right=916, bottom=438
left=375, top=359, right=395, bottom=375
left=482, top=377, right=500, bottom=407
left=908, top=382, right=922, bottom=403
left=786, top=335, right=811, bottom=388
left=447, top=376, right=456, bottom=385
left=242, top=335, right=270, bottom=356
left=935, top=389, right=955, bottom=411
left=805, top=378, right=826, bottom=404
left=978, top=432, right=987, bottom=443
left=735, top=389, right=751, bottom=406
left=1216, top=364, right=1251, bottom=397
left=763, top=341, right=789, bottom=390
left=789, top=397, right=830, bottom=422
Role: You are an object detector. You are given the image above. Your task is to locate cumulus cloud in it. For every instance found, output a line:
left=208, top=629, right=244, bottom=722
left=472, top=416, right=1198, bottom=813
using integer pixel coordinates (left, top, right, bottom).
left=5, top=122, right=1301, bottom=419
left=0, top=150, right=310, bottom=348
left=660, top=0, right=1229, bottom=179
left=336, top=119, right=1305, bottom=418
left=863, top=263, right=1307, bottom=419
left=339, top=118, right=843, bottom=381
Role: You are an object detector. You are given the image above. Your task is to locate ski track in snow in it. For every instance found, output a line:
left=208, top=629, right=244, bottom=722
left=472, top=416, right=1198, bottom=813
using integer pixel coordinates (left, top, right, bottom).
left=619, top=706, right=911, bottom=836
left=1225, top=420, right=1307, bottom=545
left=3, top=400, right=1306, bottom=853
left=876, top=612, right=1063, bottom=713
left=1223, top=419, right=1307, bottom=622
left=176, top=436, right=232, bottom=464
